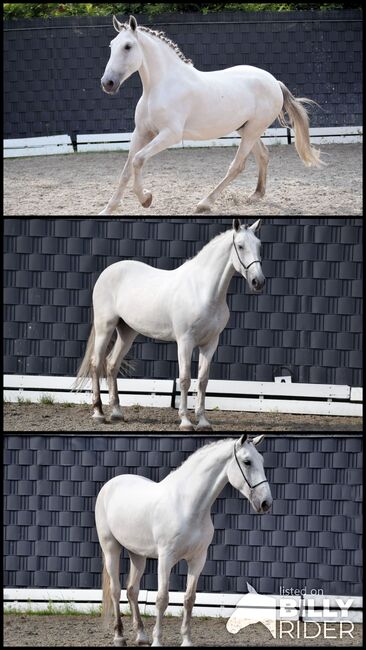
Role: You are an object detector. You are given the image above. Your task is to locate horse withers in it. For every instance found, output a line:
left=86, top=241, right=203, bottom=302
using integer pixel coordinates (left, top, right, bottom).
left=95, top=435, right=273, bottom=646
left=74, top=219, right=265, bottom=431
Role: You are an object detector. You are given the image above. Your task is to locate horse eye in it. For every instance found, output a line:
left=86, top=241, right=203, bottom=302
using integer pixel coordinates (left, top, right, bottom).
left=238, top=245, right=243, bottom=250
left=125, top=44, right=132, bottom=50
left=244, top=460, right=251, bottom=466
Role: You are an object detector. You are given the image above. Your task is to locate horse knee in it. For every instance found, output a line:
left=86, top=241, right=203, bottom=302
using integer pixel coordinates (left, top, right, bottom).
left=180, top=377, right=191, bottom=392
left=184, top=593, right=195, bottom=612
left=127, top=584, right=137, bottom=601
left=156, top=591, right=169, bottom=612
left=133, top=152, right=144, bottom=170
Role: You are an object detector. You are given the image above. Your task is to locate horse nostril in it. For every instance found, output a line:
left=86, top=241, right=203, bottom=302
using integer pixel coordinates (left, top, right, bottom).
left=261, top=500, right=270, bottom=512
left=252, top=279, right=258, bottom=288
left=106, top=80, right=114, bottom=89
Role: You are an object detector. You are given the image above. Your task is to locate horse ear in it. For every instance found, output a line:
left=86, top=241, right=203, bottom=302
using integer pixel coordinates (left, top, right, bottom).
left=129, top=15, right=138, bottom=31
left=113, top=15, right=124, bottom=33
left=247, top=582, right=258, bottom=594
left=249, top=219, right=262, bottom=233
left=239, top=434, right=247, bottom=446
left=252, top=435, right=265, bottom=447
left=233, top=219, right=241, bottom=232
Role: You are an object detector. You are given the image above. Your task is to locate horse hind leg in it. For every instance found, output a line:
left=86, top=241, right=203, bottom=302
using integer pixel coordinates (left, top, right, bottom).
left=102, top=543, right=126, bottom=647
left=195, top=123, right=266, bottom=213
left=107, top=321, right=137, bottom=422
left=127, top=552, right=149, bottom=646
left=248, top=139, right=269, bottom=202
left=92, top=318, right=119, bottom=423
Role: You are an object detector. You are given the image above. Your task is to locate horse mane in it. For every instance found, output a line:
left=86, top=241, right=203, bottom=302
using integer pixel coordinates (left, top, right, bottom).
left=184, top=229, right=231, bottom=266
left=121, top=22, right=193, bottom=65
left=169, top=438, right=234, bottom=477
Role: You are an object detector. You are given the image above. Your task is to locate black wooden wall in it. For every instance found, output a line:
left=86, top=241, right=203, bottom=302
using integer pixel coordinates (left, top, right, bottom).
left=3, top=218, right=363, bottom=387
left=3, top=435, right=362, bottom=595
left=4, top=10, right=362, bottom=139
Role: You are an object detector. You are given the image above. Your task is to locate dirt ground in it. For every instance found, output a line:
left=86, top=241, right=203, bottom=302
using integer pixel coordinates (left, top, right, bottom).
left=3, top=144, right=362, bottom=216
left=3, top=615, right=363, bottom=647
left=3, top=403, right=362, bottom=432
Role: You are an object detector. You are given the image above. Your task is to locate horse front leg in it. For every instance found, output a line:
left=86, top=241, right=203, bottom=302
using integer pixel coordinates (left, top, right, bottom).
left=195, top=336, right=219, bottom=432
left=98, top=128, right=153, bottom=215
left=181, top=551, right=208, bottom=647
left=152, top=554, right=174, bottom=646
left=177, top=338, right=195, bottom=432
left=132, top=128, right=182, bottom=208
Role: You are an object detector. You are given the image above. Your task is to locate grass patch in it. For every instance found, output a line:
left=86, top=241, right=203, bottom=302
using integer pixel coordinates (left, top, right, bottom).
left=39, top=394, right=55, bottom=405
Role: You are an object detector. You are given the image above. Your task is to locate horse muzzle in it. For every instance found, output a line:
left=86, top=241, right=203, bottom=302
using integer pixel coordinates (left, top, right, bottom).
left=101, top=73, right=124, bottom=95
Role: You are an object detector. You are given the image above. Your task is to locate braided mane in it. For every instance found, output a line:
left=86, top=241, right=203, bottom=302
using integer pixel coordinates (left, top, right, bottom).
left=121, top=22, right=193, bottom=65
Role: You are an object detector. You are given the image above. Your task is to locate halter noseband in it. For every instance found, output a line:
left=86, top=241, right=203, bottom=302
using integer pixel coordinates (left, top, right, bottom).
left=233, top=233, right=262, bottom=272
left=234, top=441, right=268, bottom=490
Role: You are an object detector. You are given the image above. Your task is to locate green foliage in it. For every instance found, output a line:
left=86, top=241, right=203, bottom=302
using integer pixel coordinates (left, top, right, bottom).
left=3, top=2, right=362, bottom=20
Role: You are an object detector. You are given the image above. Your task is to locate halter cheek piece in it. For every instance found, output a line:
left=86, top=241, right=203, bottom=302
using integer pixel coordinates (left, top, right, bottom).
left=234, top=442, right=268, bottom=490
left=233, top=234, right=262, bottom=272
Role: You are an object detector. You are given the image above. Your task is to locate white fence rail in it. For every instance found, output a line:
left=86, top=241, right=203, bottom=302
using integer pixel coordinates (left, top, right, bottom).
left=4, top=126, right=362, bottom=158
left=3, top=589, right=363, bottom=622
left=3, top=376, right=362, bottom=417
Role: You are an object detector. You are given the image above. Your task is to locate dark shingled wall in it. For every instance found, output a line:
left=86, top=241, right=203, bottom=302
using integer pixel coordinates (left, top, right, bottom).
left=3, top=218, right=363, bottom=387
left=3, top=10, right=362, bottom=139
left=3, top=435, right=362, bottom=595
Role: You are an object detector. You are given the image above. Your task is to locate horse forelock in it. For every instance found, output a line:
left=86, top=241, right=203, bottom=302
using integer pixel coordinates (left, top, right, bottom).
left=120, top=21, right=193, bottom=65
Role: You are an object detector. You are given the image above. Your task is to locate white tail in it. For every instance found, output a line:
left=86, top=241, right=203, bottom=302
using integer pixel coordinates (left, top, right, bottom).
left=278, top=81, right=324, bottom=167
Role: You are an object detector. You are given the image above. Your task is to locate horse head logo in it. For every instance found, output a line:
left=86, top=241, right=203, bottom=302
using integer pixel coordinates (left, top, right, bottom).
left=226, top=583, right=277, bottom=638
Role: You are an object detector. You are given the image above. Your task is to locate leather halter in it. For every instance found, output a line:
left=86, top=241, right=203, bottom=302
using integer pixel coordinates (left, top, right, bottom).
left=234, top=441, right=269, bottom=490
left=233, top=233, right=262, bottom=272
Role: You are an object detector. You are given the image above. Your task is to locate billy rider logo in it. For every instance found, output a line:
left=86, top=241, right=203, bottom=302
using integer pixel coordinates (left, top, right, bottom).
left=226, top=584, right=355, bottom=640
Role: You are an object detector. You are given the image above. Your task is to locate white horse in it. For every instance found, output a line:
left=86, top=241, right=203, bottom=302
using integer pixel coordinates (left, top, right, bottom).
left=95, top=434, right=273, bottom=647
left=98, top=15, right=322, bottom=215
left=75, top=218, right=265, bottom=431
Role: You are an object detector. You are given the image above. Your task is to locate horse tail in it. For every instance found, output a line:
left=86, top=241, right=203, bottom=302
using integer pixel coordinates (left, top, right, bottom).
left=102, top=554, right=112, bottom=624
left=72, top=325, right=97, bottom=391
left=277, top=81, right=324, bottom=167
left=72, top=322, right=136, bottom=391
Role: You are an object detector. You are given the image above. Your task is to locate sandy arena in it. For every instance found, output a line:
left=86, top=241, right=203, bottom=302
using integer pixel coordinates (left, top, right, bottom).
left=3, top=403, right=362, bottom=432
left=3, top=614, right=363, bottom=647
left=3, top=144, right=362, bottom=216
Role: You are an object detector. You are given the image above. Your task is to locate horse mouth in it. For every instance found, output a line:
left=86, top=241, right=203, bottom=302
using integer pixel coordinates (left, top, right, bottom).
left=102, top=85, right=119, bottom=96
left=251, top=286, right=264, bottom=295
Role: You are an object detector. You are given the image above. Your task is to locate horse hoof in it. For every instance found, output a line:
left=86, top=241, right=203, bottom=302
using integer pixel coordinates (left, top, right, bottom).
left=142, top=192, right=153, bottom=208
left=248, top=191, right=264, bottom=203
left=196, top=426, right=214, bottom=432
left=179, top=425, right=195, bottom=432
left=195, top=202, right=211, bottom=213
left=114, top=639, right=127, bottom=647
left=92, top=414, right=106, bottom=424
left=110, top=412, right=124, bottom=422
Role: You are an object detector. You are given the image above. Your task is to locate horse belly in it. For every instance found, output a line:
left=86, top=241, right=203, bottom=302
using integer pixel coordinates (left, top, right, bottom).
left=182, top=66, right=282, bottom=140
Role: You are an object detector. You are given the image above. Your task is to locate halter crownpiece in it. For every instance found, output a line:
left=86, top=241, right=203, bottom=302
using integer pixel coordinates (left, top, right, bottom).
left=232, top=234, right=262, bottom=272
left=234, top=440, right=268, bottom=490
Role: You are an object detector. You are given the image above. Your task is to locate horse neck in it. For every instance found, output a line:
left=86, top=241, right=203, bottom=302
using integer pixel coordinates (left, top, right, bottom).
left=137, top=30, right=189, bottom=91
left=166, top=439, right=234, bottom=515
left=189, top=231, right=235, bottom=303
